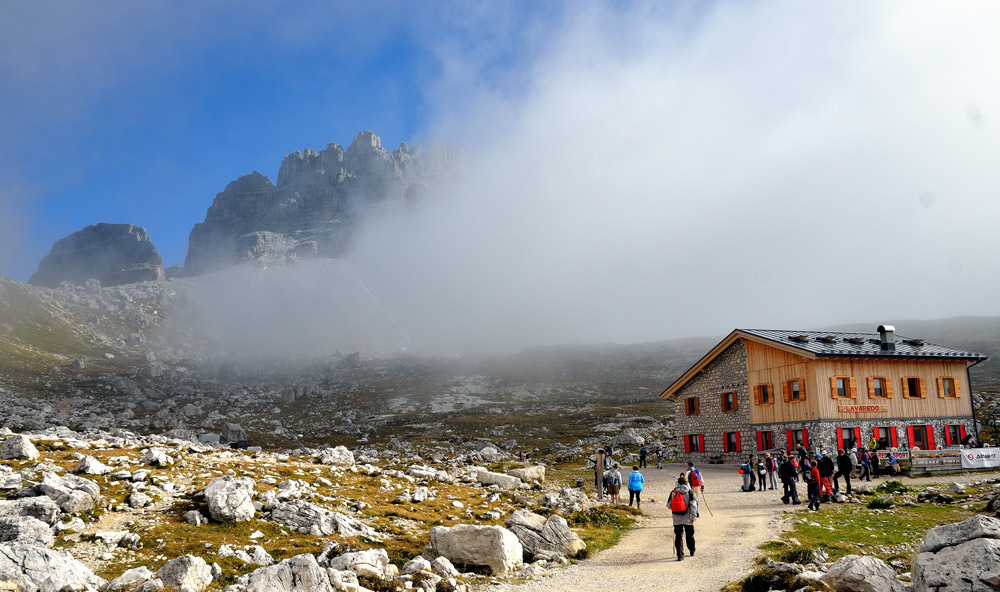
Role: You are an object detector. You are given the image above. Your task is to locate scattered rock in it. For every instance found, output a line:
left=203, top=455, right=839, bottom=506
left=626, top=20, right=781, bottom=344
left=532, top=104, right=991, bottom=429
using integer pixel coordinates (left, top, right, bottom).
left=474, top=469, right=521, bottom=491
left=509, top=465, right=545, bottom=483
left=271, top=500, right=380, bottom=539
left=426, top=524, right=524, bottom=575
left=505, top=510, right=586, bottom=560
left=76, top=455, right=113, bottom=475
left=921, top=515, right=1000, bottom=553
left=143, top=448, right=173, bottom=467
left=317, top=446, right=355, bottom=467
left=156, top=555, right=213, bottom=592
left=39, top=471, right=101, bottom=514
left=223, top=553, right=343, bottom=592
left=185, top=510, right=208, bottom=526
left=0, top=542, right=107, bottom=591
left=325, top=548, right=393, bottom=581
left=205, top=476, right=256, bottom=522
left=0, top=435, right=39, bottom=460
left=0, top=516, right=55, bottom=547
left=820, top=554, right=906, bottom=592
left=129, top=491, right=153, bottom=508
left=109, top=566, right=156, bottom=591
left=0, top=497, right=61, bottom=525
left=913, top=537, right=1000, bottom=592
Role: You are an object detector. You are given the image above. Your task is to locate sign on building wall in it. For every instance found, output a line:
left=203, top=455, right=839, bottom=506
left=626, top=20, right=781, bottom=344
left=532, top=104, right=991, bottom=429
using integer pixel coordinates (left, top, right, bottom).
left=837, top=404, right=888, bottom=413
left=875, top=450, right=910, bottom=470
left=960, top=448, right=1000, bottom=469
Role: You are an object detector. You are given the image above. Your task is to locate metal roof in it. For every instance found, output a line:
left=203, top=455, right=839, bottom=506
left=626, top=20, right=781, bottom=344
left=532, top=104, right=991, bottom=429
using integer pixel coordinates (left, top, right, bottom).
left=738, top=329, right=988, bottom=361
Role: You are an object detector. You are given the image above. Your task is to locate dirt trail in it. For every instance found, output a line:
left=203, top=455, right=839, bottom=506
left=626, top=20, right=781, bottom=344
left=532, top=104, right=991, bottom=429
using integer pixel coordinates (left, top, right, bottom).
left=491, top=465, right=1000, bottom=592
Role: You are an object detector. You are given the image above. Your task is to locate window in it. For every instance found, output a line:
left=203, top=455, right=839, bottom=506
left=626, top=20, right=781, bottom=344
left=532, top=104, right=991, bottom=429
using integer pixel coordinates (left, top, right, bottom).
left=786, top=429, right=809, bottom=450
left=830, top=376, right=856, bottom=399
left=874, top=426, right=898, bottom=449
left=684, top=397, right=700, bottom=415
left=721, top=392, right=738, bottom=412
left=868, top=376, right=892, bottom=399
left=723, top=432, right=742, bottom=452
left=908, top=424, right=932, bottom=449
left=937, top=377, right=959, bottom=398
left=754, top=384, right=773, bottom=405
left=756, top=430, right=773, bottom=451
left=783, top=379, right=805, bottom=402
left=683, top=434, right=704, bottom=453
left=944, top=425, right=965, bottom=447
left=902, top=377, right=926, bottom=399
left=837, top=427, right=860, bottom=450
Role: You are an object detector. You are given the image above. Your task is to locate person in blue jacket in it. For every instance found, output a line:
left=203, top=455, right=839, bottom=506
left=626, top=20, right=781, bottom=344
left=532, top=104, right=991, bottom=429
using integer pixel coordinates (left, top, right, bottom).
left=628, top=465, right=645, bottom=509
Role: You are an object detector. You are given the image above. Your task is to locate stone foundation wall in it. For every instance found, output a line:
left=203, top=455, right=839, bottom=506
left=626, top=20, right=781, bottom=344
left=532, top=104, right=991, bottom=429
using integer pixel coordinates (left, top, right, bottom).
left=674, top=340, right=751, bottom=464
left=753, top=417, right=978, bottom=454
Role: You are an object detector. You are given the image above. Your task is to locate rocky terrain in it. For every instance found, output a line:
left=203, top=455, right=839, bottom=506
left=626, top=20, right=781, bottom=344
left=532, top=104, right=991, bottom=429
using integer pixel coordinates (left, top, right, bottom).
left=0, top=425, right=610, bottom=591
left=184, top=131, right=459, bottom=275
left=29, top=224, right=164, bottom=288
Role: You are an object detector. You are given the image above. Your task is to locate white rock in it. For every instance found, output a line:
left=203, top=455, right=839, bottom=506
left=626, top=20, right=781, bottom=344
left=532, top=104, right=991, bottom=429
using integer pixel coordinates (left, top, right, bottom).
left=509, top=465, right=546, bottom=483
left=820, top=555, right=906, bottom=592
left=39, top=471, right=101, bottom=514
left=402, top=556, right=432, bottom=574
left=317, top=446, right=355, bottom=467
left=156, top=555, right=213, bottom=592
left=224, top=553, right=335, bottom=592
left=0, top=516, right=54, bottom=547
left=0, top=466, right=22, bottom=490
left=76, top=455, right=113, bottom=475
left=913, top=537, right=1000, bottom=592
left=184, top=510, right=208, bottom=526
left=129, top=492, right=153, bottom=508
left=109, top=566, right=155, bottom=591
left=0, top=435, right=39, bottom=460
left=921, top=515, right=1000, bottom=553
left=143, top=448, right=173, bottom=467
left=474, top=469, right=522, bottom=491
left=270, top=500, right=380, bottom=539
left=426, top=524, right=524, bottom=575
left=505, top=509, right=586, bottom=559
left=204, top=476, right=256, bottom=522
left=325, top=548, right=392, bottom=581
left=430, top=556, right=459, bottom=577
left=0, top=542, right=107, bottom=591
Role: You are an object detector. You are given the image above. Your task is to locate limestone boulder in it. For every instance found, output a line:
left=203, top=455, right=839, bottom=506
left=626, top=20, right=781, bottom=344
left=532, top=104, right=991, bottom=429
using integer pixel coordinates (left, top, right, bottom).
left=325, top=548, right=392, bottom=582
left=76, top=455, right=113, bottom=475
left=156, top=555, right=213, bottom=592
left=920, top=515, right=1000, bottom=553
left=0, top=435, right=39, bottom=460
left=0, top=542, right=107, bottom=591
left=912, top=537, right=1000, bottom=592
left=426, top=524, right=524, bottom=575
left=0, top=496, right=61, bottom=525
left=819, top=555, right=906, bottom=592
left=611, top=428, right=645, bottom=447
left=474, top=469, right=521, bottom=491
left=509, top=465, right=545, bottom=483
left=317, top=446, right=355, bottom=467
left=0, top=516, right=55, bottom=547
left=271, top=500, right=380, bottom=539
left=108, top=566, right=156, bottom=591
left=222, top=553, right=341, bottom=592
left=143, top=448, right=173, bottom=467
left=39, top=471, right=101, bottom=514
left=0, top=466, right=21, bottom=490
left=505, top=509, right=586, bottom=560
left=205, top=476, right=256, bottom=522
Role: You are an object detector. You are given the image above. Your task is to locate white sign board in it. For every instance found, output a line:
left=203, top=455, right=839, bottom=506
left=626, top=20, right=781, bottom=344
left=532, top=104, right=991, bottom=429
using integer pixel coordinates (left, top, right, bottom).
left=959, top=448, right=1000, bottom=469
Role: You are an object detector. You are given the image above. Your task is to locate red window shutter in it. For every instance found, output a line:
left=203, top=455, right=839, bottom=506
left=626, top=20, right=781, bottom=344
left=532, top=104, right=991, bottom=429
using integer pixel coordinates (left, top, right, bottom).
left=854, top=427, right=862, bottom=447
left=698, top=434, right=705, bottom=452
left=926, top=426, right=935, bottom=450
left=801, top=430, right=809, bottom=450
left=723, top=434, right=729, bottom=452
left=872, top=426, right=879, bottom=441
left=757, top=432, right=763, bottom=451
left=787, top=430, right=794, bottom=451
left=735, top=432, right=742, bottom=452
left=959, top=425, right=967, bottom=441
left=944, top=427, right=952, bottom=446
left=890, top=427, right=898, bottom=447
left=684, top=436, right=691, bottom=453
left=836, top=428, right=843, bottom=449
left=906, top=426, right=915, bottom=447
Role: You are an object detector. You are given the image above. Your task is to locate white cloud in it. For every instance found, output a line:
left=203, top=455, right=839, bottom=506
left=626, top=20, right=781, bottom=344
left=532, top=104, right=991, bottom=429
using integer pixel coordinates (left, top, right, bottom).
left=347, top=1, right=1000, bottom=351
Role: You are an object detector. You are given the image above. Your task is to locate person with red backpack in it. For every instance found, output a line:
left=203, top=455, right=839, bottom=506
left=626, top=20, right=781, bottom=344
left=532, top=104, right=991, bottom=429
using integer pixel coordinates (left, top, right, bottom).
left=685, top=462, right=704, bottom=493
left=667, top=474, right=699, bottom=561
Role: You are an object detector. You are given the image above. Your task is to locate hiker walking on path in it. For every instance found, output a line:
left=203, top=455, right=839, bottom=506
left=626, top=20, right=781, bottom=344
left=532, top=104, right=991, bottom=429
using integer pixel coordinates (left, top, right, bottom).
left=628, top=465, right=645, bottom=509
left=605, top=463, right=623, bottom=504
left=638, top=445, right=647, bottom=468
left=667, top=474, right=699, bottom=561
left=755, top=456, right=768, bottom=491
left=685, top=461, right=705, bottom=494
left=739, top=458, right=753, bottom=491
left=859, top=449, right=872, bottom=481
left=778, top=453, right=800, bottom=505
left=656, top=447, right=664, bottom=469
left=765, top=453, right=778, bottom=490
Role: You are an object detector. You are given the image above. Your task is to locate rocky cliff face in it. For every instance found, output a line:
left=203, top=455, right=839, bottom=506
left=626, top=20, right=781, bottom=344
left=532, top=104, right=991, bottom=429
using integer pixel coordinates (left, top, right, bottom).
left=29, top=223, right=164, bottom=288
left=184, top=130, right=459, bottom=275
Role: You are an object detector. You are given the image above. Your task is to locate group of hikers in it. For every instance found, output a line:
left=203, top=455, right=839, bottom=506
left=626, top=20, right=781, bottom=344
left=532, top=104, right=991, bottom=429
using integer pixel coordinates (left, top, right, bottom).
left=738, top=444, right=896, bottom=511
left=591, top=446, right=702, bottom=561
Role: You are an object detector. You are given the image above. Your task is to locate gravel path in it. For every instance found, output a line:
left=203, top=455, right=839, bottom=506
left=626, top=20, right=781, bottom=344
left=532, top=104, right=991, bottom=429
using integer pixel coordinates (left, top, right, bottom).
left=488, top=465, right=1000, bottom=592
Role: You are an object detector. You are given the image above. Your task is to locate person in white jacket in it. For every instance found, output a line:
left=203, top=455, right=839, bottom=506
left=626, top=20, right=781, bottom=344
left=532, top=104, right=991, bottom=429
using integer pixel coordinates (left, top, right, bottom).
left=667, top=474, right=699, bottom=561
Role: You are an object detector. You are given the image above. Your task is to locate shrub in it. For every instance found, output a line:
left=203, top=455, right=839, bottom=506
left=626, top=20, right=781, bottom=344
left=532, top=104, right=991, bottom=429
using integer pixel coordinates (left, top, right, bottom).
left=867, top=496, right=894, bottom=509
left=776, top=547, right=816, bottom=564
left=876, top=480, right=909, bottom=494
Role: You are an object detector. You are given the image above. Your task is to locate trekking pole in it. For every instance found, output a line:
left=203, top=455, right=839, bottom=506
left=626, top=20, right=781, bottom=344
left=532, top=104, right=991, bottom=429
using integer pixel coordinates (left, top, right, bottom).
left=698, top=488, right=714, bottom=516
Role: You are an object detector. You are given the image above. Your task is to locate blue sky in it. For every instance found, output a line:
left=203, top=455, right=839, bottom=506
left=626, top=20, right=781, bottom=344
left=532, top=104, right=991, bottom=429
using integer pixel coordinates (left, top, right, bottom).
left=0, top=1, right=551, bottom=280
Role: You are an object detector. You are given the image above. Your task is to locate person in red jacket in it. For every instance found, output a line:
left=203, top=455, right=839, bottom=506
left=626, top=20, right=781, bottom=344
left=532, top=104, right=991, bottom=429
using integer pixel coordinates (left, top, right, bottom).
left=806, top=453, right=822, bottom=511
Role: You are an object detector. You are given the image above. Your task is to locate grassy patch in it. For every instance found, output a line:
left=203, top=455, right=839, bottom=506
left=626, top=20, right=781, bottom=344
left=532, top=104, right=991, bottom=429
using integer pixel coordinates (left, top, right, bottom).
left=567, top=506, right=638, bottom=558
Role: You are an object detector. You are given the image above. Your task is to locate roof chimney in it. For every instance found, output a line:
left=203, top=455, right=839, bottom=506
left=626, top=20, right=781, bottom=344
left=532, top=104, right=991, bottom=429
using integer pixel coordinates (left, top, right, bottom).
left=877, top=324, right=895, bottom=352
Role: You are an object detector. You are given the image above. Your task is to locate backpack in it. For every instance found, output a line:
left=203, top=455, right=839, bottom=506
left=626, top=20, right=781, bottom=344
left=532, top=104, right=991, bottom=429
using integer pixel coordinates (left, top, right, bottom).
left=689, top=468, right=703, bottom=487
left=671, top=488, right=689, bottom=514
